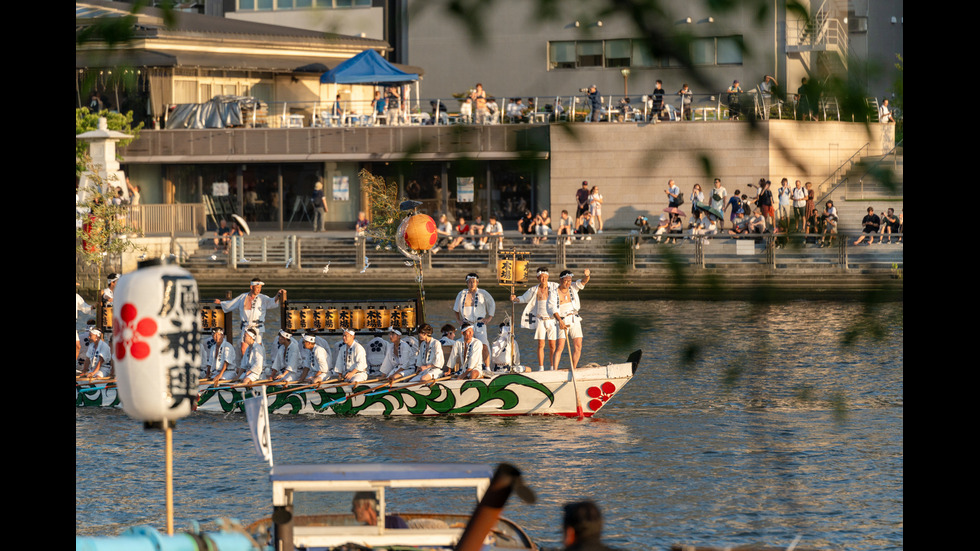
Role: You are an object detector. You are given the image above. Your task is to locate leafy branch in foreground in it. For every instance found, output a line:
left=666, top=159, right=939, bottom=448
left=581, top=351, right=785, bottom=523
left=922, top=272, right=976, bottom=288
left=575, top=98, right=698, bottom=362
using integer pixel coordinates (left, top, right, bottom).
left=358, top=168, right=403, bottom=248
left=76, top=166, right=145, bottom=284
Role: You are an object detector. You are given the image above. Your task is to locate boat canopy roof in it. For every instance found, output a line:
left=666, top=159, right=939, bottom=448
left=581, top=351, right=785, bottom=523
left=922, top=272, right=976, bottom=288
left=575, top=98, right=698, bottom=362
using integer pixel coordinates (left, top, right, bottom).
left=271, top=463, right=495, bottom=506
left=271, top=463, right=493, bottom=483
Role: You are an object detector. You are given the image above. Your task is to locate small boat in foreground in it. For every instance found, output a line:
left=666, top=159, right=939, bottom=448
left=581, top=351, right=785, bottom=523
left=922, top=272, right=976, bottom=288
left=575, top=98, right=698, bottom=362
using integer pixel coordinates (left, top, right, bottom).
left=77, top=350, right=641, bottom=417
left=256, top=462, right=539, bottom=550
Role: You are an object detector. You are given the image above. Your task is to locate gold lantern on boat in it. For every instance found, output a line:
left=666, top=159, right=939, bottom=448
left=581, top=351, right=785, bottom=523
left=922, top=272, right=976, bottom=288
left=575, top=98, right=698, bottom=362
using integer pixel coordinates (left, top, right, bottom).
left=338, top=306, right=352, bottom=330
left=299, top=306, right=314, bottom=329
left=497, top=251, right=530, bottom=285
left=284, top=306, right=301, bottom=332
left=350, top=306, right=366, bottom=330
left=323, top=307, right=339, bottom=330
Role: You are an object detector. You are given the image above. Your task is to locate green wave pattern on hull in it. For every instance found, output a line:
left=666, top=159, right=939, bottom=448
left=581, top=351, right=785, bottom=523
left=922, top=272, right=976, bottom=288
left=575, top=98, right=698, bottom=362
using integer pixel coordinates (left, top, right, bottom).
left=195, top=374, right=555, bottom=416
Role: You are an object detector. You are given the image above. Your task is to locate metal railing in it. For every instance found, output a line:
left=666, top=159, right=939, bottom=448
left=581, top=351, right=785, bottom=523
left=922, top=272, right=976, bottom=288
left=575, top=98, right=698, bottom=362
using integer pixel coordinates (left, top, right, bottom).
left=124, top=203, right=205, bottom=236
left=161, top=91, right=823, bottom=131
left=196, top=230, right=902, bottom=272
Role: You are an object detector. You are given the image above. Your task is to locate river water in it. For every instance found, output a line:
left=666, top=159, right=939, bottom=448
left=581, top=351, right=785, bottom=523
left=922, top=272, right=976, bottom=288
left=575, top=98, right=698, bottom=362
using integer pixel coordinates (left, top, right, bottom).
left=76, top=299, right=903, bottom=550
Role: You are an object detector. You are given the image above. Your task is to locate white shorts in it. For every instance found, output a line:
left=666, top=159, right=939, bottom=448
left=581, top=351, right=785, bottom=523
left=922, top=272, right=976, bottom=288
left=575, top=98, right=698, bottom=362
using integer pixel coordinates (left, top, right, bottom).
left=411, top=367, right=443, bottom=382
left=279, top=370, right=303, bottom=383
left=345, top=371, right=368, bottom=383
left=533, top=319, right=557, bottom=341
left=557, top=320, right=583, bottom=340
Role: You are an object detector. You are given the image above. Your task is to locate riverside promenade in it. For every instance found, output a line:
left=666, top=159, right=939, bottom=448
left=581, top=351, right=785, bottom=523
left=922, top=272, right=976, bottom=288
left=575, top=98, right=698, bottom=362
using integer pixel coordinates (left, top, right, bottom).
left=85, top=228, right=903, bottom=302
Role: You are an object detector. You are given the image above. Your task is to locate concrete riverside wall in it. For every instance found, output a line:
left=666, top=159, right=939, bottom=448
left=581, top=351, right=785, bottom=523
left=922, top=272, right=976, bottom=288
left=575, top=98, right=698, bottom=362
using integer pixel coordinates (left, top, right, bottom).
left=549, top=120, right=890, bottom=229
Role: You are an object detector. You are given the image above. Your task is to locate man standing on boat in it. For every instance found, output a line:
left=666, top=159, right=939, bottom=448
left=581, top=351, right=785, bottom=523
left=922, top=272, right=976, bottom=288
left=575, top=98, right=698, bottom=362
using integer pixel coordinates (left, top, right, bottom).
left=554, top=269, right=591, bottom=370
left=208, top=328, right=237, bottom=383
left=335, top=328, right=368, bottom=383
left=270, top=330, right=302, bottom=383
left=305, top=333, right=334, bottom=383
left=451, top=322, right=485, bottom=379
left=411, top=323, right=445, bottom=382
left=237, top=326, right=266, bottom=385
left=214, top=278, right=284, bottom=345
left=453, top=273, right=495, bottom=366
left=380, top=328, right=415, bottom=381
left=80, top=328, right=112, bottom=379
left=512, top=267, right=559, bottom=371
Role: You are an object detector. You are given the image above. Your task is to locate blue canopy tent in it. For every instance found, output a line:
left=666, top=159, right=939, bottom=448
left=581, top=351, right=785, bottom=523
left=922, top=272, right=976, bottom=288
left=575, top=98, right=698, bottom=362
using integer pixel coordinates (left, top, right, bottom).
left=319, top=50, right=421, bottom=124
left=320, top=49, right=419, bottom=85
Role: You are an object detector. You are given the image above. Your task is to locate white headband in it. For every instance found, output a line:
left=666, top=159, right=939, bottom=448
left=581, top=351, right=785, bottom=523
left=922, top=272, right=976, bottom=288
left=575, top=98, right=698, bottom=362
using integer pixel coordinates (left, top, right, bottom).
left=279, top=330, right=292, bottom=340
left=303, top=334, right=316, bottom=343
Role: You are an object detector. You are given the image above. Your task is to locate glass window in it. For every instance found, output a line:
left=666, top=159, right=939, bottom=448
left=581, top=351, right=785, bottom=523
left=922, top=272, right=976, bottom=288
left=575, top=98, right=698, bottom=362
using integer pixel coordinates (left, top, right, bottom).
left=716, top=36, right=743, bottom=64
left=631, top=40, right=657, bottom=67
left=238, top=0, right=254, bottom=9
left=576, top=41, right=603, bottom=67
left=691, top=38, right=715, bottom=66
left=549, top=41, right=576, bottom=69
left=604, top=39, right=631, bottom=67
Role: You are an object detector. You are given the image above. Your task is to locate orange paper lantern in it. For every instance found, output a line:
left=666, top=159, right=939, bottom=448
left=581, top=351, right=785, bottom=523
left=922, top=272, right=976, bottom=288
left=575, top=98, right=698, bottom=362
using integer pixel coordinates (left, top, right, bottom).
left=403, top=214, right=438, bottom=251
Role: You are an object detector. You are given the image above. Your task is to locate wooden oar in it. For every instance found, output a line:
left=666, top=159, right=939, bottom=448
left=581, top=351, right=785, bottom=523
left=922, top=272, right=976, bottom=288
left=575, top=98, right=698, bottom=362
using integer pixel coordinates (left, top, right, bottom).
left=321, top=374, right=415, bottom=408
left=365, top=375, right=452, bottom=397
left=76, top=377, right=115, bottom=386
left=266, top=378, right=341, bottom=397
left=77, top=382, right=116, bottom=392
left=564, top=328, right=585, bottom=419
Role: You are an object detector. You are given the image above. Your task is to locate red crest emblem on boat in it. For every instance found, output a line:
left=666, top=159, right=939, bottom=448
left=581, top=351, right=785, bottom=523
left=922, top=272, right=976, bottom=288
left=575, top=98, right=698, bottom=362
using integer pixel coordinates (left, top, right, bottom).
left=115, top=303, right=158, bottom=361
left=586, top=381, right=617, bottom=411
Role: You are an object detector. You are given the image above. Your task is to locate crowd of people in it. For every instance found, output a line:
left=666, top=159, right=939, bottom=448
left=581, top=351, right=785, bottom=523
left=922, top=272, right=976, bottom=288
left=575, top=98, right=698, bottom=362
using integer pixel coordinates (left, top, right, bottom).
left=76, top=270, right=596, bottom=385
left=624, top=177, right=903, bottom=246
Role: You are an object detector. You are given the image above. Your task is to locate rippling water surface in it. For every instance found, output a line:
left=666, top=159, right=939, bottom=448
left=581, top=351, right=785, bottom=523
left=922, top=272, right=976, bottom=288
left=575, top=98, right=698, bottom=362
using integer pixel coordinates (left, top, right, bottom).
left=76, top=300, right=903, bottom=550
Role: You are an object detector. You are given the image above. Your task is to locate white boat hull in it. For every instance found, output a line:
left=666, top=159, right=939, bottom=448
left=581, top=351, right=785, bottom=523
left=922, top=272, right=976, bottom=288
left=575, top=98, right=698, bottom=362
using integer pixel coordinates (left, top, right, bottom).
left=77, top=351, right=641, bottom=417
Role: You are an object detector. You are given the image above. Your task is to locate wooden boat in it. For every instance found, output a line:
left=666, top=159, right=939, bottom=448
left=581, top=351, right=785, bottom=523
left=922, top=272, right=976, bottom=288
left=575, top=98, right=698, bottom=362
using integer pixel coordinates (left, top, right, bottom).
left=76, top=350, right=640, bottom=417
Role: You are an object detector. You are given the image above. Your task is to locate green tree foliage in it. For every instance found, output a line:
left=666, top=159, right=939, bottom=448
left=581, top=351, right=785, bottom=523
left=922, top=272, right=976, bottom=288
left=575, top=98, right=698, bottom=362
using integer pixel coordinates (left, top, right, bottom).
left=76, top=165, right=145, bottom=284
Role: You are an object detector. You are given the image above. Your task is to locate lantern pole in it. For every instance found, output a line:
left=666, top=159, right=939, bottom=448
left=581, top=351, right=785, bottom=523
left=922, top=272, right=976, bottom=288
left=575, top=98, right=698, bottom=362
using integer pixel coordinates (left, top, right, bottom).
left=497, top=249, right=527, bottom=368
left=164, top=419, right=174, bottom=535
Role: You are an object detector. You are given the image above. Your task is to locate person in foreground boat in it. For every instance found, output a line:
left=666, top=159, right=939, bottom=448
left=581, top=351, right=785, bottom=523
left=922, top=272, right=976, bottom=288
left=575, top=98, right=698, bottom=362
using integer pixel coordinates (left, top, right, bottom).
left=562, top=500, right=621, bottom=551
left=352, top=491, right=409, bottom=529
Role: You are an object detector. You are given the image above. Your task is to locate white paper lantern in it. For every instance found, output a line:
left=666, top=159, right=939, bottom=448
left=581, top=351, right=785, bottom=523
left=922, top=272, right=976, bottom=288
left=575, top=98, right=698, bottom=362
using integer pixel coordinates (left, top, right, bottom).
left=113, top=258, right=200, bottom=424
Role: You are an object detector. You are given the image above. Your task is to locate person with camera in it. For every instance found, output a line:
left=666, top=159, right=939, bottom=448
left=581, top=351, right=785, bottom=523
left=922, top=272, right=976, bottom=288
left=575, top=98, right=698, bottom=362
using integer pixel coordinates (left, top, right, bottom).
left=583, top=84, right=602, bottom=122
